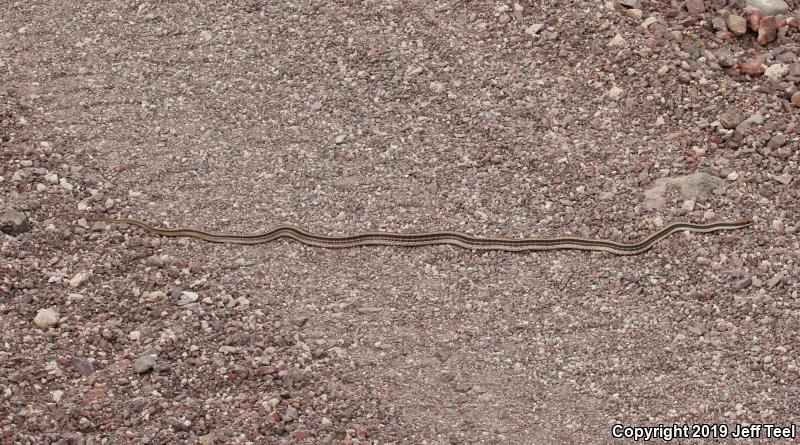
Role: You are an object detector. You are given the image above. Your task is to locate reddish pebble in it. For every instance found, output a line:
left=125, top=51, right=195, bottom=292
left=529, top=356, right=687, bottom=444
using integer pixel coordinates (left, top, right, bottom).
left=740, top=59, right=765, bottom=76
left=757, top=16, right=778, bottom=45
left=791, top=91, right=800, bottom=107
left=745, top=8, right=763, bottom=31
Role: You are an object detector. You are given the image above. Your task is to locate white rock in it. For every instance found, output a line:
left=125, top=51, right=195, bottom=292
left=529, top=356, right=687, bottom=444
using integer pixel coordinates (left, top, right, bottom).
left=746, top=0, right=788, bottom=15
left=642, top=17, right=658, bottom=28
left=129, top=330, right=141, bottom=341
left=764, top=63, right=788, bottom=81
left=59, top=177, right=73, bottom=191
left=68, top=271, right=90, bottom=288
left=607, top=34, right=626, bottom=47
left=727, top=171, right=740, bottom=181
left=52, top=390, right=64, bottom=402
left=34, top=308, right=60, bottom=328
left=525, top=23, right=544, bottom=35
left=608, top=86, right=625, bottom=100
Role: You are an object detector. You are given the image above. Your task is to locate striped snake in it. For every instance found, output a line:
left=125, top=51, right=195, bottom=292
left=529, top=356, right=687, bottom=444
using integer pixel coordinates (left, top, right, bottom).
left=83, top=215, right=753, bottom=256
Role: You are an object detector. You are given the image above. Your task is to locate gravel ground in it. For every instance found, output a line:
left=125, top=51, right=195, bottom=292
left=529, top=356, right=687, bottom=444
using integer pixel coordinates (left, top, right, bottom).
left=2, top=0, right=799, bottom=444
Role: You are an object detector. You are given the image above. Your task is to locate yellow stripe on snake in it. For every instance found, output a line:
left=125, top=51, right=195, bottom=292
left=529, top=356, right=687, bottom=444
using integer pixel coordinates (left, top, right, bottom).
left=82, top=214, right=753, bottom=256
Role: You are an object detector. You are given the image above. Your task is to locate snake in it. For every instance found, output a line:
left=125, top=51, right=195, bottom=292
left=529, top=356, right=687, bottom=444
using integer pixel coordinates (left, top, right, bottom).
left=82, top=214, right=753, bottom=256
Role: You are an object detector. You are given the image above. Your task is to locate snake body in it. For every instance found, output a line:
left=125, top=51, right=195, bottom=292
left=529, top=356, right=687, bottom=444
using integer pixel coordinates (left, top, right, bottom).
left=84, top=215, right=753, bottom=256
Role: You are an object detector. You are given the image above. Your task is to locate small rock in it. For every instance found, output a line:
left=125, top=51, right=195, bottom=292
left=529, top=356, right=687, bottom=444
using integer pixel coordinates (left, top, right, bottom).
left=525, top=23, right=543, bottom=35
left=767, top=274, right=782, bottom=288
left=618, top=0, right=642, bottom=8
left=608, top=34, right=627, bottom=47
left=133, top=354, right=156, bottom=374
left=727, top=171, right=740, bottom=181
left=767, top=134, right=786, bottom=148
left=72, top=357, right=95, bottom=376
left=764, top=63, right=787, bottom=80
left=59, top=177, right=73, bottom=191
left=715, top=48, right=736, bottom=68
left=686, top=0, right=705, bottom=15
left=687, top=325, right=704, bottom=336
left=736, top=113, right=764, bottom=134
left=776, top=146, right=792, bottom=160
left=740, top=59, right=765, bottom=76
left=357, top=307, right=381, bottom=315
left=719, top=108, right=746, bottom=129
left=712, top=17, right=728, bottom=32
left=732, top=277, right=752, bottom=290
left=310, top=101, right=323, bottom=111
left=726, top=14, right=748, bottom=36
left=177, top=291, right=199, bottom=306
left=1, top=208, right=31, bottom=235
left=285, top=406, right=299, bottom=421
left=791, top=91, right=800, bottom=107
left=775, top=173, right=793, bottom=185
left=608, top=86, right=625, bottom=100
left=757, top=16, right=778, bottom=45
left=197, top=434, right=216, bottom=445
left=746, top=0, right=789, bottom=16
left=626, top=8, right=643, bottom=20
left=68, top=271, right=90, bottom=288
left=34, top=307, right=60, bottom=328
left=745, top=8, right=764, bottom=31
left=334, top=134, right=346, bottom=144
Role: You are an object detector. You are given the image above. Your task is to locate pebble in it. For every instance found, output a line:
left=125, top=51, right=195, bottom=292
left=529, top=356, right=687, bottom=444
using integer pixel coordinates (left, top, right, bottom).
left=133, top=354, right=156, bottom=374
left=72, top=358, right=95, bottom=376
left=757, top=16, right=778, bottom=46
left=732, top=277, right=752, bottom=290
left=727, top=14, right=748, bottom=36
left=726, top=171, right=740, bottom=181
left=607, top=34, right=626, bottom=47
left=626, top=9, right=642, bottom=20
left=34, top=307, right=60, bottom=328
left=740, top=59, right=765, bottom=76
left=525, top=24, right=543, bottom=35
left=715, top=48, right=735, bottom=68
left=767, top=134, right=786, bottom=148
left=712, top=17, right=727, bottom=32
left=686, top=0, right=705, bottom=15
left=775, top=173, right=793, bottom=185
left=736, top=113, right=764, bottom=134
left=357, top=307, right=382, bottom=315
left=285, top=406, right=299, bottom=421
left=68, top=271, right=90, bottom=288
left=718, top=108, right=746, bottom=129
left=746, top=0, right=789, bottom=16
left=791, top=91, right=800, bottom=107
left=178, top=291, right=199, bottom=306
left=0, top=208, right=31, bottom=235
left=608, top=86, right=624, bottom=100
left=764, top=63, right=787, bottom=81
left=59, top=177, right=73, bottom=191
left=687, top=325, right=704, bottom=336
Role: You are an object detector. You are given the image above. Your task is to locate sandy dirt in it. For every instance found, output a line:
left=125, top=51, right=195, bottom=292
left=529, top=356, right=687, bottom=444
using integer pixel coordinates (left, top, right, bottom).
left=1, top=1, right=799, bottom=444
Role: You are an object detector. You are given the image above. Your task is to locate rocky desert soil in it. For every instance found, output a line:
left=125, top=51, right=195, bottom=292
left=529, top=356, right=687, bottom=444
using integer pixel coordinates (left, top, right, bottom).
left=1, top=0, right=798, bottom=444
